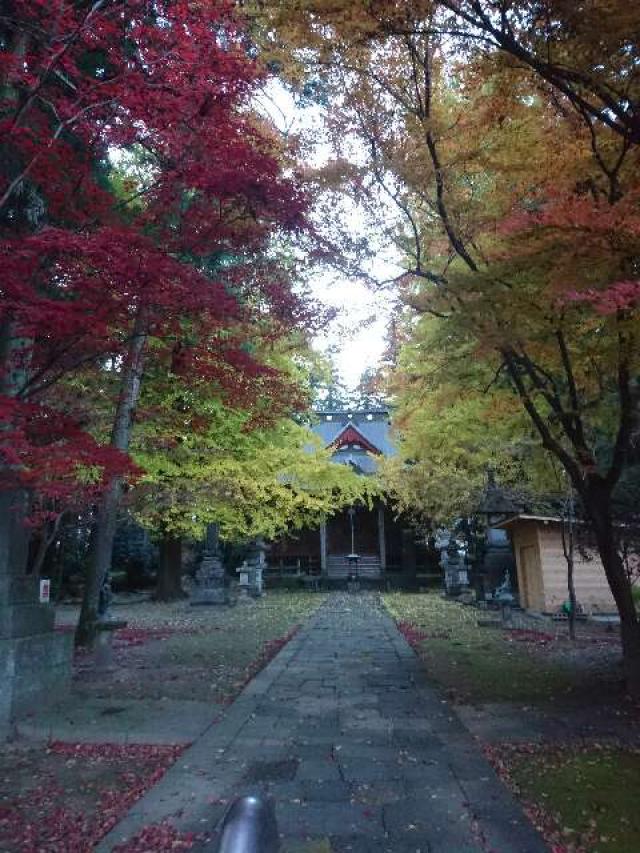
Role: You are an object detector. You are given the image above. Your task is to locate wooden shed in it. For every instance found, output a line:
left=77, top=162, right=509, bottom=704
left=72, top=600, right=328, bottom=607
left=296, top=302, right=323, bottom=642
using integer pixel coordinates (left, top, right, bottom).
left=496, top=514, right=616, bottom=615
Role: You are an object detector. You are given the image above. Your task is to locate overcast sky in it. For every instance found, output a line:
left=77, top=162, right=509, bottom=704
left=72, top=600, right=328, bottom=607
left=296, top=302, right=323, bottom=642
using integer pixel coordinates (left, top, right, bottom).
left=259, top=83, right=400, bottom=391
left=311, top=270, right=396, bottom=389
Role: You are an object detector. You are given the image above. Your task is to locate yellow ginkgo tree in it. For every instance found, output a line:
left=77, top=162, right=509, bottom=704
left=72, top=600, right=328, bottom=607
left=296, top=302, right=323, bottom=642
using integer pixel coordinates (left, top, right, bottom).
left=130, top=384, right=377, bottom=600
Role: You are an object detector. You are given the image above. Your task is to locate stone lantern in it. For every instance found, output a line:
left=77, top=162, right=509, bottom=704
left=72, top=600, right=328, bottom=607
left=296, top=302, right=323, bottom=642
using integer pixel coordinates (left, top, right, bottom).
left=441, top=537, right=468, bottom=596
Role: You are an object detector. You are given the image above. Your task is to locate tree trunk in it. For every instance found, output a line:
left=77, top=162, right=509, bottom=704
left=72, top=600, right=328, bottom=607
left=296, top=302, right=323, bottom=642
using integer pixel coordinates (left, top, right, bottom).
left=560, top=495, right=577, bottom=641
left=1, top=320, right=33, bottom=598
left=29, top=512, right=64, bottom=578
left=75, top=480, right=121, bottom=647
left=584, top=487, right=640, bottom=698
left=566, top=546, right=577, bottom=641
left=154, top=535, right=185, bottom=602
left=75, top=307, right=147, bottom=648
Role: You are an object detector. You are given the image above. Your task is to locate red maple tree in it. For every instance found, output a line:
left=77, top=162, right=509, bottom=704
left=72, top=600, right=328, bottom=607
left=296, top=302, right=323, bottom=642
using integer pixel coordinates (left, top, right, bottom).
left=0, top=2, right=317, bottom=647
left=1, top=1, right=308, bottom=502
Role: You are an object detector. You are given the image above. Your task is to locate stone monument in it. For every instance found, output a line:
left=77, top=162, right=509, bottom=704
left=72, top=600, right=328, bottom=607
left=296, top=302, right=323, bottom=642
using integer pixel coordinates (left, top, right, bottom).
left=190, top=523, right=228, bottom=606
left=0, top=489, right=73, bottom=731
left=245, top=539, right=267, bottom=598
left=235, top=560, right=253, bottom=602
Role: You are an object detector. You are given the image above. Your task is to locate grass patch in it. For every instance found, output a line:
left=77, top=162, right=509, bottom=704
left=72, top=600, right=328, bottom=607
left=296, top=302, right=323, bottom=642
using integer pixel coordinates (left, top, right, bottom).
left=383, top=592, right=581, bottom=704
left=510, top=747, right=640, bottom=853
left=65, top=591, right=325, bottom=703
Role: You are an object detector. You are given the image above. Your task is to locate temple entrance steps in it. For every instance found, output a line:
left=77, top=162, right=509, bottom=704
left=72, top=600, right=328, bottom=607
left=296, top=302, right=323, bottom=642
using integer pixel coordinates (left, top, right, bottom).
left=326, top=554, right=382, bottom=579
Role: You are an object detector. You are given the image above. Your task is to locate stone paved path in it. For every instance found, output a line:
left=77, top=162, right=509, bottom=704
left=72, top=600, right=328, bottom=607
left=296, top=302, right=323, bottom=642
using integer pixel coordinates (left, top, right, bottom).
left=98, top=594, right=546, bottom=852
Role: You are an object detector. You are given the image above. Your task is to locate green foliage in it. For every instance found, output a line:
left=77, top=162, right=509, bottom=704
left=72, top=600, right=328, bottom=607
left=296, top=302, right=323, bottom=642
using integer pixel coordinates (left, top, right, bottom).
left=131, top=389, right=377, bottom=542
left=381, top=315, right=558, bottom=523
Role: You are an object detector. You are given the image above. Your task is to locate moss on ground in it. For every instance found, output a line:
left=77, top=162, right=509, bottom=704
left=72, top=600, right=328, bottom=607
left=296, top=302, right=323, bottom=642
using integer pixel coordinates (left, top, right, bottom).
left=383, top=592, right=584, bottom=704
left=511, top=747, right=640, bottom=853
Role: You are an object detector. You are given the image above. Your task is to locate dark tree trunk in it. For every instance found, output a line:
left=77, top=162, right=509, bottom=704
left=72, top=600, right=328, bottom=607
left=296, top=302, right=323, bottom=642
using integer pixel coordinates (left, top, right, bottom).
left=1, top=320, right=33, bottom=597
left=29, top=512, right=64, bottom=578
left=75, top=480, right=121, bottom=647
left=567, top=547, right=577, bottom=641
left=75, top=308, right=147, bottom=648
left=584, top=485, right=640, bottom=698
left=560, top=496, right=577, bottom=641
left=154, top=535, right=185, bottom=601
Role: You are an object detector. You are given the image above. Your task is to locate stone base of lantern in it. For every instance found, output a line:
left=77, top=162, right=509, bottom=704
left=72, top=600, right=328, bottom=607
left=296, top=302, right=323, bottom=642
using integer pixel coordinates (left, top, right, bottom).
left=190, top=550, right=229, bottom=606
left=191, top=586, right=228, bottom=606
left=236, top=587, right=255, bottom=604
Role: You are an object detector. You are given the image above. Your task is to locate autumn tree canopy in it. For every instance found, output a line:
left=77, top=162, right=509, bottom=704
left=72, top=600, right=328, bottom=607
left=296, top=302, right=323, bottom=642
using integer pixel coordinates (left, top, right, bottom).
left=4, top=1, right=640, bottom=686
left=0, top=1, right=343, bottom=647
left=1, top=0, right=307, bottom=508
left=256, top=0, right=640, bottom=694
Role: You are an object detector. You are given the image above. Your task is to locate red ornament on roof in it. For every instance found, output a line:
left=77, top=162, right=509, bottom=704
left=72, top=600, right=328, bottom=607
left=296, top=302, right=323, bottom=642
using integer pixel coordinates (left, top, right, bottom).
left=330, top=424, right=381, bottom=455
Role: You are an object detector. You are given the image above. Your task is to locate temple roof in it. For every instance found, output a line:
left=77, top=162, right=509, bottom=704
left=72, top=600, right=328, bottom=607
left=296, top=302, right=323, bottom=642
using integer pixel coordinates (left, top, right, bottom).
left=312, top=410, right=396, bottom=474
left=330, top=423, right=382, bottom=455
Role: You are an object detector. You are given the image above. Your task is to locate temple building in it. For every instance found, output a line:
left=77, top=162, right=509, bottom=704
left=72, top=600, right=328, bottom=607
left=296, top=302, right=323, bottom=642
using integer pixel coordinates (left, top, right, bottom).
left=269, top=410, right=425, bottom=585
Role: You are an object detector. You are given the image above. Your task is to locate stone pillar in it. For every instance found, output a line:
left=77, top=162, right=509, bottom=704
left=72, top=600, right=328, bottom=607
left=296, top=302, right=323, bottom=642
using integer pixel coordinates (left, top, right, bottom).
left=0, top=490, right=72, bottom=730
left=377, top=503, right=387, bottom=573
left=319, top=520, right=328, bottom=576
left=245, top=539, right=267, bottom=598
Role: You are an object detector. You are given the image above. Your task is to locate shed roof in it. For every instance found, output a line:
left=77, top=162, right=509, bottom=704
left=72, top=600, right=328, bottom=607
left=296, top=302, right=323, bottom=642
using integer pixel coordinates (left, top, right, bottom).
left=494, top=514, right=562, bottom=528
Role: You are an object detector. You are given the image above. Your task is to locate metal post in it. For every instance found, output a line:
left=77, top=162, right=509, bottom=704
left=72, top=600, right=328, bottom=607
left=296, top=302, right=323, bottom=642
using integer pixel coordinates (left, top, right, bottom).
left=208, top=795, right=279, bottom=853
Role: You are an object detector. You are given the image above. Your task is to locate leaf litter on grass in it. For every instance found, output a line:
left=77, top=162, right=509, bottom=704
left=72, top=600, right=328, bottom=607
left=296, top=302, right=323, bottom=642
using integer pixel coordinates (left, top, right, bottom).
left=383, top=592, right=623, bottom=705
left=0, top=742, right=185, bottom=853
left=65, top=591, right=324, bottom=702
left=484, top=741, right=640, bottom=853
left=2, top=592, right=324, bottom=852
